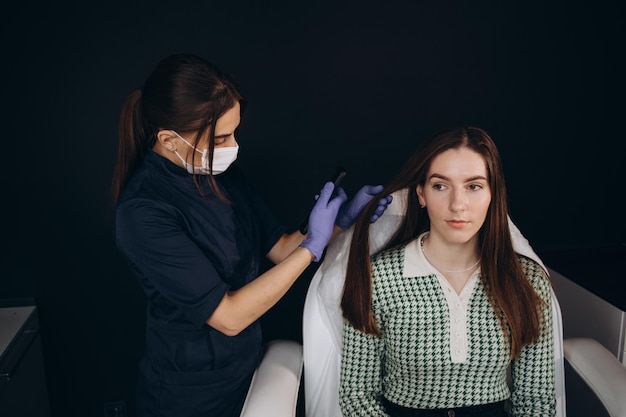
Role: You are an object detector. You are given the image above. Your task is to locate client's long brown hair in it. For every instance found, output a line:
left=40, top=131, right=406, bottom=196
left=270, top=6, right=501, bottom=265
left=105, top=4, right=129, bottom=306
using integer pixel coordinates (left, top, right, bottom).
left=340, top=126, right=543, bottom=358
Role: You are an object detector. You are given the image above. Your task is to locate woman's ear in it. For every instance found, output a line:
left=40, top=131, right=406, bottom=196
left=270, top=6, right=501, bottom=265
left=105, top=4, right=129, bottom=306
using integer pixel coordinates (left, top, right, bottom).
left=156, top=130, right=179, bottom=152
left=416, top=185, right=426, bottom=208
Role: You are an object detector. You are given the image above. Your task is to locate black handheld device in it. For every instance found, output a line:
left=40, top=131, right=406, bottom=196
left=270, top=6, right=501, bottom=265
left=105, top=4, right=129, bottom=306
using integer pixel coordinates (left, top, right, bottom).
left=299, top=167, right=347, bottom=234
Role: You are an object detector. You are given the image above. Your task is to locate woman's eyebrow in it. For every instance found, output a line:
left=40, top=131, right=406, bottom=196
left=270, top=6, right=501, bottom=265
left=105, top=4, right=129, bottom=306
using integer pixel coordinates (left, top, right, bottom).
left=428, top=173, right=450, bottom=181
left=465, top=175, right=488, bottom=182
left=428, top=173, right=487, bottom=182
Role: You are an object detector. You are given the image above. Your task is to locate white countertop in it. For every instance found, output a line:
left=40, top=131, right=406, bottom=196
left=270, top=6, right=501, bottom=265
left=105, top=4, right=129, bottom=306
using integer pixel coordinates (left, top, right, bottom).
left=0, top=306, right=36, bottom=357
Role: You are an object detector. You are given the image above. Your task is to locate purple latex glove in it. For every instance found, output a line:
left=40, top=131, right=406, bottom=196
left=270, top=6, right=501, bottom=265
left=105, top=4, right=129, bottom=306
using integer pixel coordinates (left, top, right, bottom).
left=300, top=182, right=348, bottom=262
left=335, top=184, right=393, bottom=229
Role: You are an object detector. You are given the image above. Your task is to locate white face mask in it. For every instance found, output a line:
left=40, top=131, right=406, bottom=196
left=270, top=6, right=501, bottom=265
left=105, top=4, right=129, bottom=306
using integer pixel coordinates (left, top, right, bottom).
left=172, top=131, right=239, bottom=175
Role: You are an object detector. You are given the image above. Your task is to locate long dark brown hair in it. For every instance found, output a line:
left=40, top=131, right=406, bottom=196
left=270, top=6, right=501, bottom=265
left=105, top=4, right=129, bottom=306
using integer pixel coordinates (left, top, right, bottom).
left=112, top=53, right=245, bottom=204
left=340, top=126, right=543, bottom=358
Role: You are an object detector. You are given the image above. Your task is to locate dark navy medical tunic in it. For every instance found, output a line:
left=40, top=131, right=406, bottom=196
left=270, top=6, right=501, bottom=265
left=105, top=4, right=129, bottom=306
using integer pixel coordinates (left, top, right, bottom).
left=115, top=150, right=286, bottom=417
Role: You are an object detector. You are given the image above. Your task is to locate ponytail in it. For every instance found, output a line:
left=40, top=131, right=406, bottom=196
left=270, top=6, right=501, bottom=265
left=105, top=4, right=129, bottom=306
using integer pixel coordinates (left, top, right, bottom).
left=112, top=89, right=152, bottom=204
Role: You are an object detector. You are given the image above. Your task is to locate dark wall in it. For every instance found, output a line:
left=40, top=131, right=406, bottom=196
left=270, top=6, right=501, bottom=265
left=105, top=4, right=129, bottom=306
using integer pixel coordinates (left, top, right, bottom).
left=3, top=1, right=624, bottom=416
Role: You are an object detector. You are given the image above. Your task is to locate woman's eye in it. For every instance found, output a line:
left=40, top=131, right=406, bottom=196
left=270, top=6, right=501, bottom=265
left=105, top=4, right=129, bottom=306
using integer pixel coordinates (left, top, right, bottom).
left=468, top=184, right=483, bottom=191
left=433, top=184, right=446, bottom=191
left=214, top=135, right=232, bottom=146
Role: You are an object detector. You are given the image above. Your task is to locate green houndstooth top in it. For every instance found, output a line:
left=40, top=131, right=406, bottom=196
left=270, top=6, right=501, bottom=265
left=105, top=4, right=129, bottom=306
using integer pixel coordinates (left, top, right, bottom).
left=339, top=233, right=556, bottom=417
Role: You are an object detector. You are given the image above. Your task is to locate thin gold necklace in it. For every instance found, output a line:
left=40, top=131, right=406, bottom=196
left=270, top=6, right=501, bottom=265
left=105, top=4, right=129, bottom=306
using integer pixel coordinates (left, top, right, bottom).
left=420, top=236, right=480, bottom=273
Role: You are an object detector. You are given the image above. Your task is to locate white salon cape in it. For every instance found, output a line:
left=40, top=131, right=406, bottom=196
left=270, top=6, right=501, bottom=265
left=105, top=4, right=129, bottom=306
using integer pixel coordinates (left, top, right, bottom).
left=302, top=188, right=566, bottom=417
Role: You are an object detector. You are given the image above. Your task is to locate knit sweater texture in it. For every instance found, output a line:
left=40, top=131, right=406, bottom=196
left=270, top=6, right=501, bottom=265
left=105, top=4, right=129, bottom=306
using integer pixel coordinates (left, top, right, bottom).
left=339, top=237, right=556, bottom=417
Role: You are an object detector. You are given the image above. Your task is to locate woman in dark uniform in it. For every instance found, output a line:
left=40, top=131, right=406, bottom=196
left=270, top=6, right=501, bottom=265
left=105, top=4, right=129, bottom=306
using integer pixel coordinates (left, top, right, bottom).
left=112, top=53, right=390, bottom=417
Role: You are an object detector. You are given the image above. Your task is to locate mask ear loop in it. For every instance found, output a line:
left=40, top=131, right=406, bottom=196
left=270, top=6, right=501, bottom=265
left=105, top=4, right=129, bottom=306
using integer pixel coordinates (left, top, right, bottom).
left=172, top=131, right=209, bottom=167
left=172, top=131, right=203, bottom=154
left=172, top=149, right=189, bottom=167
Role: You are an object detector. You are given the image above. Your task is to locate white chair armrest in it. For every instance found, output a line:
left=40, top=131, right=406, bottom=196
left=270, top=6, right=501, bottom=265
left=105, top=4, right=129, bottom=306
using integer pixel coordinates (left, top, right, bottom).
left=563, top=337, right=626, bottom=417
left=239, top=339, right=303, bottom=417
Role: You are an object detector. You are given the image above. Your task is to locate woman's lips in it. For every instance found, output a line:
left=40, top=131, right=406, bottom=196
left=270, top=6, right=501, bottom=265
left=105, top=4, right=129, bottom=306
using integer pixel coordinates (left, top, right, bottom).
left=446, top=220, right=468, bottom=229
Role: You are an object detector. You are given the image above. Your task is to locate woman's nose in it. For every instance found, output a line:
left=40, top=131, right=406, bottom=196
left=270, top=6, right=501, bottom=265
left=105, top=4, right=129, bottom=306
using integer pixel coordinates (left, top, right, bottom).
left=450, top=189, right=467, bottom=212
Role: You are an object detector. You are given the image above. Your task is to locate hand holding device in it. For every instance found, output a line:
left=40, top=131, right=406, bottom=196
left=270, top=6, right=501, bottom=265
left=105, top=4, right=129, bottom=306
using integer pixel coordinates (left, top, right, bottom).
left=299, top=167, right=346, bottom=235
left=299, top=181, right=347, bottom=262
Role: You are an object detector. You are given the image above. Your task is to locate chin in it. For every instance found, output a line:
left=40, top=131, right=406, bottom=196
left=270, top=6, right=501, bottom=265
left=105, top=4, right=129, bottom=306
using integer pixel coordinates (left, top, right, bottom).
left=442, top=230, right=480, bottom=245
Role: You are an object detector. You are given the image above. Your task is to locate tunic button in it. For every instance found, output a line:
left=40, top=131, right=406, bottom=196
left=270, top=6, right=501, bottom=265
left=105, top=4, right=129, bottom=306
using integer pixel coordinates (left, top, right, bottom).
left=447, top=410, right=455, bottom=417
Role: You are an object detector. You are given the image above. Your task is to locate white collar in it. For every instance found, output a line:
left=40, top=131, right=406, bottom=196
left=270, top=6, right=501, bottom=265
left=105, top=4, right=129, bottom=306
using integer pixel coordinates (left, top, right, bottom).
left=403, top=232, right=486, bottom=279
left=403, top=233, right=441, bottom=277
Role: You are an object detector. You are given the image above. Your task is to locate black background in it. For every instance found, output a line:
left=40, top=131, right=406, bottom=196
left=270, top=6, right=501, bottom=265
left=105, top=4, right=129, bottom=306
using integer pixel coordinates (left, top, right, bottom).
left=3, top=1, right=624, bottom=416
